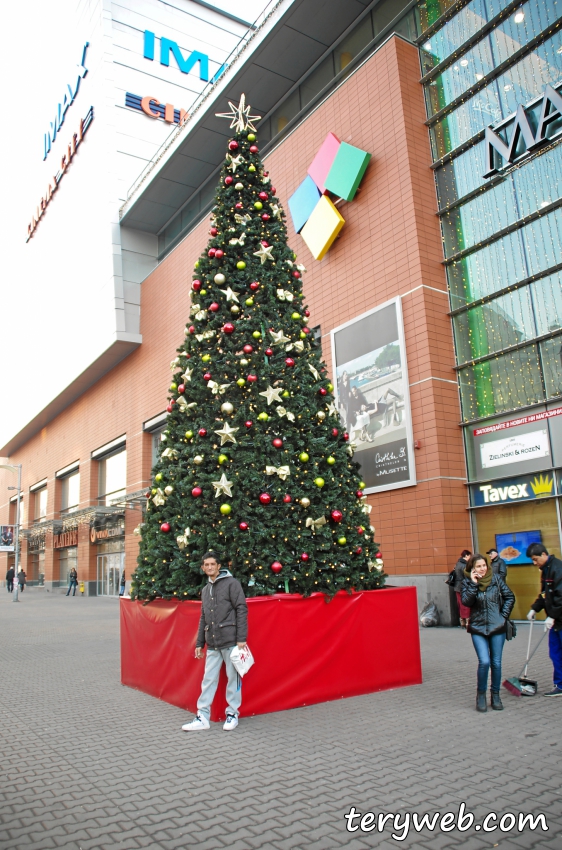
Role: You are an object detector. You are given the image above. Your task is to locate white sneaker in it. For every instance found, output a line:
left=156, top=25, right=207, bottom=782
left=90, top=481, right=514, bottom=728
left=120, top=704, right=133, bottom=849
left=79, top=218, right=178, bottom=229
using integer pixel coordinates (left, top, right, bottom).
left=223, top=714, right=238, bottom=730
left=182, top=714, right=210, bottom=731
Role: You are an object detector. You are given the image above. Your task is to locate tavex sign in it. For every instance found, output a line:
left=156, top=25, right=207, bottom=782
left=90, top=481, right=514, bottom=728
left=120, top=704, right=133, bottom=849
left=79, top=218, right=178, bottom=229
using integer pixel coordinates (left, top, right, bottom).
left=484, top=84, right=562, bottom=178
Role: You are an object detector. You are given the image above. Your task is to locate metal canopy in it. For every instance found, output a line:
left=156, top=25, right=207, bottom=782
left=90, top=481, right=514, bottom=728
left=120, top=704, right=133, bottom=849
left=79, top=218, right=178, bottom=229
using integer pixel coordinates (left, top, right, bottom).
left=120, top=0, right=370, bottom=235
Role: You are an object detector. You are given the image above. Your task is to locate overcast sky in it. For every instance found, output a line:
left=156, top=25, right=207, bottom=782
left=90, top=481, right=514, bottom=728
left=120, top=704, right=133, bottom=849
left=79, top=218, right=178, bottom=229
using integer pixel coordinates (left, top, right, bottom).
left=0, top=0, right=272, bottom=452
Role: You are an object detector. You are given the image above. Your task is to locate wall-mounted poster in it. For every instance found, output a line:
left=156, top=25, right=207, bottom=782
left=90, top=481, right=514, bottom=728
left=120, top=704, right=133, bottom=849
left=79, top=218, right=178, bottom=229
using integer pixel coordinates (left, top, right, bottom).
left=495, top=530, right=542, bottom=565
left=0, top=525, right=15, bottom=552
left=331, top=297, right=415, bottom=493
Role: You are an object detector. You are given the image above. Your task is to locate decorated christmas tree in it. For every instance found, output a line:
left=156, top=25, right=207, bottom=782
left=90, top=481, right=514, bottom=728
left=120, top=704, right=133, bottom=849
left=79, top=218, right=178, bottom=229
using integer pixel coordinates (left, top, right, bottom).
left=131, top=95, right=385, bottom=602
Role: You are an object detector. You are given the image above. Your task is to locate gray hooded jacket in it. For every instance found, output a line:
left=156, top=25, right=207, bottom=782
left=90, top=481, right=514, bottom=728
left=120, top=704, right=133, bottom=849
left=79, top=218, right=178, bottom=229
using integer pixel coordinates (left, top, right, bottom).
left=196, top=569, right=248, bottom=650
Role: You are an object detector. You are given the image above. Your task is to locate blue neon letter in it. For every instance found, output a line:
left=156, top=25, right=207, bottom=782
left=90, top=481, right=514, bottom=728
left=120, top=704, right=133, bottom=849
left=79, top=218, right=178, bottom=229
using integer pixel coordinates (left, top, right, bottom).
left=160, top=37, right=209, bottom=81
left=144, top=30, right=155, bottom=61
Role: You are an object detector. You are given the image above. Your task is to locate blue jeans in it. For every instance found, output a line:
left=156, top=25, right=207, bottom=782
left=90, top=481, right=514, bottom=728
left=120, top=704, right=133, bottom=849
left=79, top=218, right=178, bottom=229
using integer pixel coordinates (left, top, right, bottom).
left=197, top=646, right=241, bottom=721
left=66, top=581, right=77, bottom=596
left=549, top=629, right=562, bottom=689
left=471, top=632, right=506, bottom=692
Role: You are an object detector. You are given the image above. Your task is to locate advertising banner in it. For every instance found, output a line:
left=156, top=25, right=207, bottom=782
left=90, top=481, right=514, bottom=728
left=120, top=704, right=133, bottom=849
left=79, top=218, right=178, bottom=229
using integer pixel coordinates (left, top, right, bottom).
left=470, top=471, right=556, bottom=506
left=467, top=408, right=556, bottom=481
left=331, top=298, right=415, bottom=493
left=479, top=429, right=550, bottom=469
left=0, top=526, right=15, bottom=552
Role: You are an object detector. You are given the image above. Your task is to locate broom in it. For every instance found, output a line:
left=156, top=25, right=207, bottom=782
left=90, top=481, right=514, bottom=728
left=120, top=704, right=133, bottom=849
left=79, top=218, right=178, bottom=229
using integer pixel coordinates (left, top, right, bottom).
left=503, top=618, right=547, bottom=696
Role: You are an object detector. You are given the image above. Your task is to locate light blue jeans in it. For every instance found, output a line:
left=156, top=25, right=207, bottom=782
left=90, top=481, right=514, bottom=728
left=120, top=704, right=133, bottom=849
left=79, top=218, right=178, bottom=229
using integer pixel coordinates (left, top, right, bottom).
left=197, top=646, right=241, bottom=721
left=471, top=632, right=506, bottom=692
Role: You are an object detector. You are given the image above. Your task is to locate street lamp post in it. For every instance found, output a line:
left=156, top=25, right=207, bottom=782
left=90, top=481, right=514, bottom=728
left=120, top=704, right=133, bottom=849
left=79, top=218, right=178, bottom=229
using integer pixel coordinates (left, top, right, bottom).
left=2, top=464, right=22, bottom=602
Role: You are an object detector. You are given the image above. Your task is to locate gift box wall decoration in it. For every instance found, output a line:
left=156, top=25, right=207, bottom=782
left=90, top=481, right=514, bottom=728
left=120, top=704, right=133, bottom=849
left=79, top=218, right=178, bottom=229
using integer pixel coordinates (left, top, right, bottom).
left=288, top=132, right=371, bottom=260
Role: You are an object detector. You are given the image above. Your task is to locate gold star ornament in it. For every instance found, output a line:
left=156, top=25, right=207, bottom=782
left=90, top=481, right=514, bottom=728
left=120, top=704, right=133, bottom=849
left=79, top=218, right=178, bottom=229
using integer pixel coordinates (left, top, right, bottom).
left=214, top=422, right=239, bottom=445
left=216, top=94, right=262, bottom=133
left=253, top=243, right=275, bottom=265
left=212, top=473, right=234, bottom=498
left=259, top=385, right=284, bottom=405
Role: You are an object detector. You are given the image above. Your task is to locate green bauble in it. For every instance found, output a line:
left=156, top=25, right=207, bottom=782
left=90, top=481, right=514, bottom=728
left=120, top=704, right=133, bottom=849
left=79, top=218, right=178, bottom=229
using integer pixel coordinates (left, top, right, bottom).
left=314, top=477, right=325, bottom=488
left=299, top=452, right=309, bottom=463
left=220, top=504, right=232, bottom=515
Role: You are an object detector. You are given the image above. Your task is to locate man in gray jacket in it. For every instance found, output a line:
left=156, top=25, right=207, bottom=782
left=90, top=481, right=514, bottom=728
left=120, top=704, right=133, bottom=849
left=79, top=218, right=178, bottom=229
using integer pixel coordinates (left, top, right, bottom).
left=182, top=551, right=248, bottom=731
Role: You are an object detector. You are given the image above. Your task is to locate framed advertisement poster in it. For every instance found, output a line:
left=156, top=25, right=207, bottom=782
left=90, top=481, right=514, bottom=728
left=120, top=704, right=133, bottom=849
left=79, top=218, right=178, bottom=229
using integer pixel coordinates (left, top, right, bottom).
left=0, top=525, right=15, bottom=552
left=331, top=297, right=416, bottom=494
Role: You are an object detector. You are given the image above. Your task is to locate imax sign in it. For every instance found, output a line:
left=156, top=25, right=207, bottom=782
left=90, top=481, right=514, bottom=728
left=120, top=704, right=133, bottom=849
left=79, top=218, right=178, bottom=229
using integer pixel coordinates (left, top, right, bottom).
left=143, top=31, right=226, bottom=83
left=43, top=43, right=89, bottom=161
left=484, top=84, right=562, bottom=177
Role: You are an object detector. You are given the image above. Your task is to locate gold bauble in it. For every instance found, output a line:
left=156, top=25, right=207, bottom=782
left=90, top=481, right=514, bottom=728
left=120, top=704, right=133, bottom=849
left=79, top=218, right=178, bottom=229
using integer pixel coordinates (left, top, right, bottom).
left=300, top=497, right=311, bottom=508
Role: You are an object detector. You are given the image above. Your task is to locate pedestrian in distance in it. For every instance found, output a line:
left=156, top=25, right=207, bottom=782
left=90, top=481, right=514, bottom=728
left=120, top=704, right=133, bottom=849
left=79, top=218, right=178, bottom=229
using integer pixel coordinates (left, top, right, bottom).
left=17, top=569, right=26, bottom=592
left=119, top=570, right=126, bottom=597
left=66, top=567, right=78, bottom=596
left=6, top=567, right=15, bottom=593
left=526, top=543, right=562, bottom=697
left=486, top=548, right=507, bottom=579
left=461, top=553, right=515, bottom=713
left=182, top=551, right=248, bottom=732
left=453, top=549, right=472, bottom=628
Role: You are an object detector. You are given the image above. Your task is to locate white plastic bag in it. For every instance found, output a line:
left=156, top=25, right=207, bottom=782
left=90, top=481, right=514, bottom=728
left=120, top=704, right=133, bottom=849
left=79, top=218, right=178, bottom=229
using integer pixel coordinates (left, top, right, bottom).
left=230, top=645, right=255, bottom=677
left=420, top=600, right=440, bottom=627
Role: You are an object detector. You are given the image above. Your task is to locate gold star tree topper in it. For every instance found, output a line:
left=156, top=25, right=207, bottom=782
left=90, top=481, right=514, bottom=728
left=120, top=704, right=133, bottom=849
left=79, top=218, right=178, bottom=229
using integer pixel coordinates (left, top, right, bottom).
left=216, top=94, right=261, bottom=133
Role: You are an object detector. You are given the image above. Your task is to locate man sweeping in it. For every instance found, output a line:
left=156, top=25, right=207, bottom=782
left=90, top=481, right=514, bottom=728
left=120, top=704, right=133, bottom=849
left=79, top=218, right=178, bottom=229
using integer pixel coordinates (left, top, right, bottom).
left=182, top=551, right=248, bottom=731
left=526, top=543, right=562, bottom=697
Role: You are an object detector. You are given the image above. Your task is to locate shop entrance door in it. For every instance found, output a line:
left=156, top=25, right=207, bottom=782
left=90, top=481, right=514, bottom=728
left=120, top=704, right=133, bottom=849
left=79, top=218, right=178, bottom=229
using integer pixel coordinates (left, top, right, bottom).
left=97, top=552, right=125, bottom=596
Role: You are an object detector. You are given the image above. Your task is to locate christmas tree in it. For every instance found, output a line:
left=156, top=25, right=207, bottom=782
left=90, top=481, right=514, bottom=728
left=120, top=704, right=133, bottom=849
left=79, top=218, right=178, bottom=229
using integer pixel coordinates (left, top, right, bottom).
left=131, top=95, right=385, bottom=602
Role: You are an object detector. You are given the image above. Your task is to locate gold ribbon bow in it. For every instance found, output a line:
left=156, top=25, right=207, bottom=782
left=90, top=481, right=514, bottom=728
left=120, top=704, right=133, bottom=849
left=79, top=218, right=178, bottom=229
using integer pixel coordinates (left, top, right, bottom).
left=229, top=232, right=246, bottom=246
left=195, top=311, right=207, bottom=321
left=265, top=465, right=291, bottom=481
left=305, top=516, right=327, bottom=533
left=309, top=364, right=321, bottom=381
left=347, top=441, right=357, bottom=456
left=276, top=288, right=294, bottom=302
left=161, top=448, right=178, bottom=460
left=152, top=488, right=166, bottom=507
left=195, top=330, right=215, bottom=342
left=176, top=397, right=197, bottom=414
left=285, top=340, right=304, bottom=353
left=176, top=527, right=191, bottom=549
left=276, top=406, right=295, bottom=422
left=207, top=381, right=231, bottom=395
left=190, top=304, right=201, bottom=316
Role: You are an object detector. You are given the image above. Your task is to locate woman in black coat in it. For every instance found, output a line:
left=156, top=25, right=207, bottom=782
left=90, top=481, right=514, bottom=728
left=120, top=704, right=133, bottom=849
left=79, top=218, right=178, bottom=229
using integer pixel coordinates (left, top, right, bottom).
left=461, top=553, right=515, bottom=713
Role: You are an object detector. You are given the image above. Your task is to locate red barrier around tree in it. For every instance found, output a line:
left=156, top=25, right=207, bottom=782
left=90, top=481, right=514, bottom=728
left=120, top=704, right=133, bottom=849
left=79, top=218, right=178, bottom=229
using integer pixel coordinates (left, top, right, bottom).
left=120, top=587, right=422, bottom=721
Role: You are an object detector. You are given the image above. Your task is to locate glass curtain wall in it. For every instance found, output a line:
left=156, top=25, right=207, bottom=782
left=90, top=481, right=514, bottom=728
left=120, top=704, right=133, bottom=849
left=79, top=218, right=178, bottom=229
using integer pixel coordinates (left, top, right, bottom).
left=421, top=0, right=562, bottom=422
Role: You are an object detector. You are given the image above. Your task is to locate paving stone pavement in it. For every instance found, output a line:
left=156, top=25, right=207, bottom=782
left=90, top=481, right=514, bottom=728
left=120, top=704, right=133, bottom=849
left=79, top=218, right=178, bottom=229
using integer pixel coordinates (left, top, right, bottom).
left=0, top=589, right=559, bottom=850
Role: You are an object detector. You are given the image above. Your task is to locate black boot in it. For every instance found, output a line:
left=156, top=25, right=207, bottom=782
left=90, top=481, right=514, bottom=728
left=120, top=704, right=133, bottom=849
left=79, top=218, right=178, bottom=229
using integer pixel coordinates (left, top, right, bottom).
left=491, top=690, right=504, bottom=711
left=476, top=691, right=487, bottom=712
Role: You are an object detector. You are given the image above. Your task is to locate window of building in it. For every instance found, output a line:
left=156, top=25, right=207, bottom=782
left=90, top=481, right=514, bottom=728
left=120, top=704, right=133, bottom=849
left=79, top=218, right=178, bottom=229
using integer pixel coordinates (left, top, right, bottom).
left=34, top=488, right=47, bottom=522
left=98, top=449, right=127, bottom=506
left=60, top=471, right=80, bottom=514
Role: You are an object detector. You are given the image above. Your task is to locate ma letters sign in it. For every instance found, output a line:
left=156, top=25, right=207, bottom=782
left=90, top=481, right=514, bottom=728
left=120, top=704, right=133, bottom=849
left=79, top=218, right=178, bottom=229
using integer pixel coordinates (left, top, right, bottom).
left=484, top=83, right=562, bottom=177
left=43, top=43, right=89, bottom=161
left=143, top=31, right=226, bottom=83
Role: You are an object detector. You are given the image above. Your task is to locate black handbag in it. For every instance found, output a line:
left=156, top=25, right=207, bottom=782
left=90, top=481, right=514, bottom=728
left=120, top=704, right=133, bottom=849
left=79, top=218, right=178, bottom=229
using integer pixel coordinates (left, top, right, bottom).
left=445, top=569, right=456, bottom=587
left=505, top=619, right=517, bottom=641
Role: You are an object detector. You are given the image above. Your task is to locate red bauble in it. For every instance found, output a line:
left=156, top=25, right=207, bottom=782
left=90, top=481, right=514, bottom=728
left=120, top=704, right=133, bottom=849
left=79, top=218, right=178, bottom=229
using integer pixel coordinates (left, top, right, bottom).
left=178, top=384, right=185, bottom=394
left=166, top=404, right=173, bottom=413
left=228, top=140, right=239, bottom=151
left=235, top=202, right=243, bottom=209
left=272, top=438, right=283, bottom=448
left=261, top=214, right=270, bottom=221
left=293, top=271, right=301, bottom=278
left=259, top=493, right=271, bottom=505
left=271, top=186, right=276, bottom=193
left=191, top=487, right=202, bottom=498
left=285, top=357, right=295, bottom=367
left=355, top=547, right=363, bottom=555
left=271, top=561, right=282, bottom=574
left=357, top=526, right=364, bottom=535
left=304, top=309, right=310, bottom=317
left=203, top=372, right=212, bottom=381
left=145, top=491, right=151, bottom=499
left=343, top=432, right=349, bottom=441
left=250, top=281, right=259, bottom=291
left=239, top=521, right=249, bottom=531
left=214, top=249, right=224, bottom=259
left=210, top=227, right=218, bottom=236
left=222, top=322, right=235, bottom=334
left=283, top=494, right=292, bottom=503
left=261, top=240, right=269, bottom=247
left=258, top=191, right=268, bottom=200
left=319, top=387, right=327, bottom=396
left=356, top=490, right=363, bottom=498
left=188, top=325, right=196, bottom=334
left=375, top=551, right=382, bottom=559
left=160, top=522, right=171, bottom=532
left=209, top=302, right=219, bottom=312
left=302, top=327, right=310, bottom=334
left=265, top=348, right=273, bottom=357
left=198, top=428, right=207, bottom=437
left=332, top=428, right=339, bottom=437
left=245, top=420, right=253, bottom=428
left=208, top=248, right=216, bottom=258
left=331, top=509, right=343, bottom=523
left=243, top=344, right=253, bottom=354
left=192, top=280, right=202, bottom=291
left=249, top=144, right=258, bottom=153
left=225, top=176, right=233, bottom=185
left=247, top=374, right=258, bottom=383
left=301, top=552, right=309, bottom=562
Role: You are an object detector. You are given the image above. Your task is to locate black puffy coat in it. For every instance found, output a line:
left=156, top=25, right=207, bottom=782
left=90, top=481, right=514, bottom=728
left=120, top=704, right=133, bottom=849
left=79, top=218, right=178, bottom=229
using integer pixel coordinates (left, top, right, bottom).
left=531, top=555, right=562, bottom=631
left=461, top=575, right=515, bottom=637
left=196, top=570, right=248, bottom=650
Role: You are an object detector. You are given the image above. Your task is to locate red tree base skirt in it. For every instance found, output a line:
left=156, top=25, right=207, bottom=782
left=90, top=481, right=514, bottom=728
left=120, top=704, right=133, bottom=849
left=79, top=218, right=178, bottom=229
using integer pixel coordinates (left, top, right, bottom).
left=120, top=587, right=422, bottom=721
